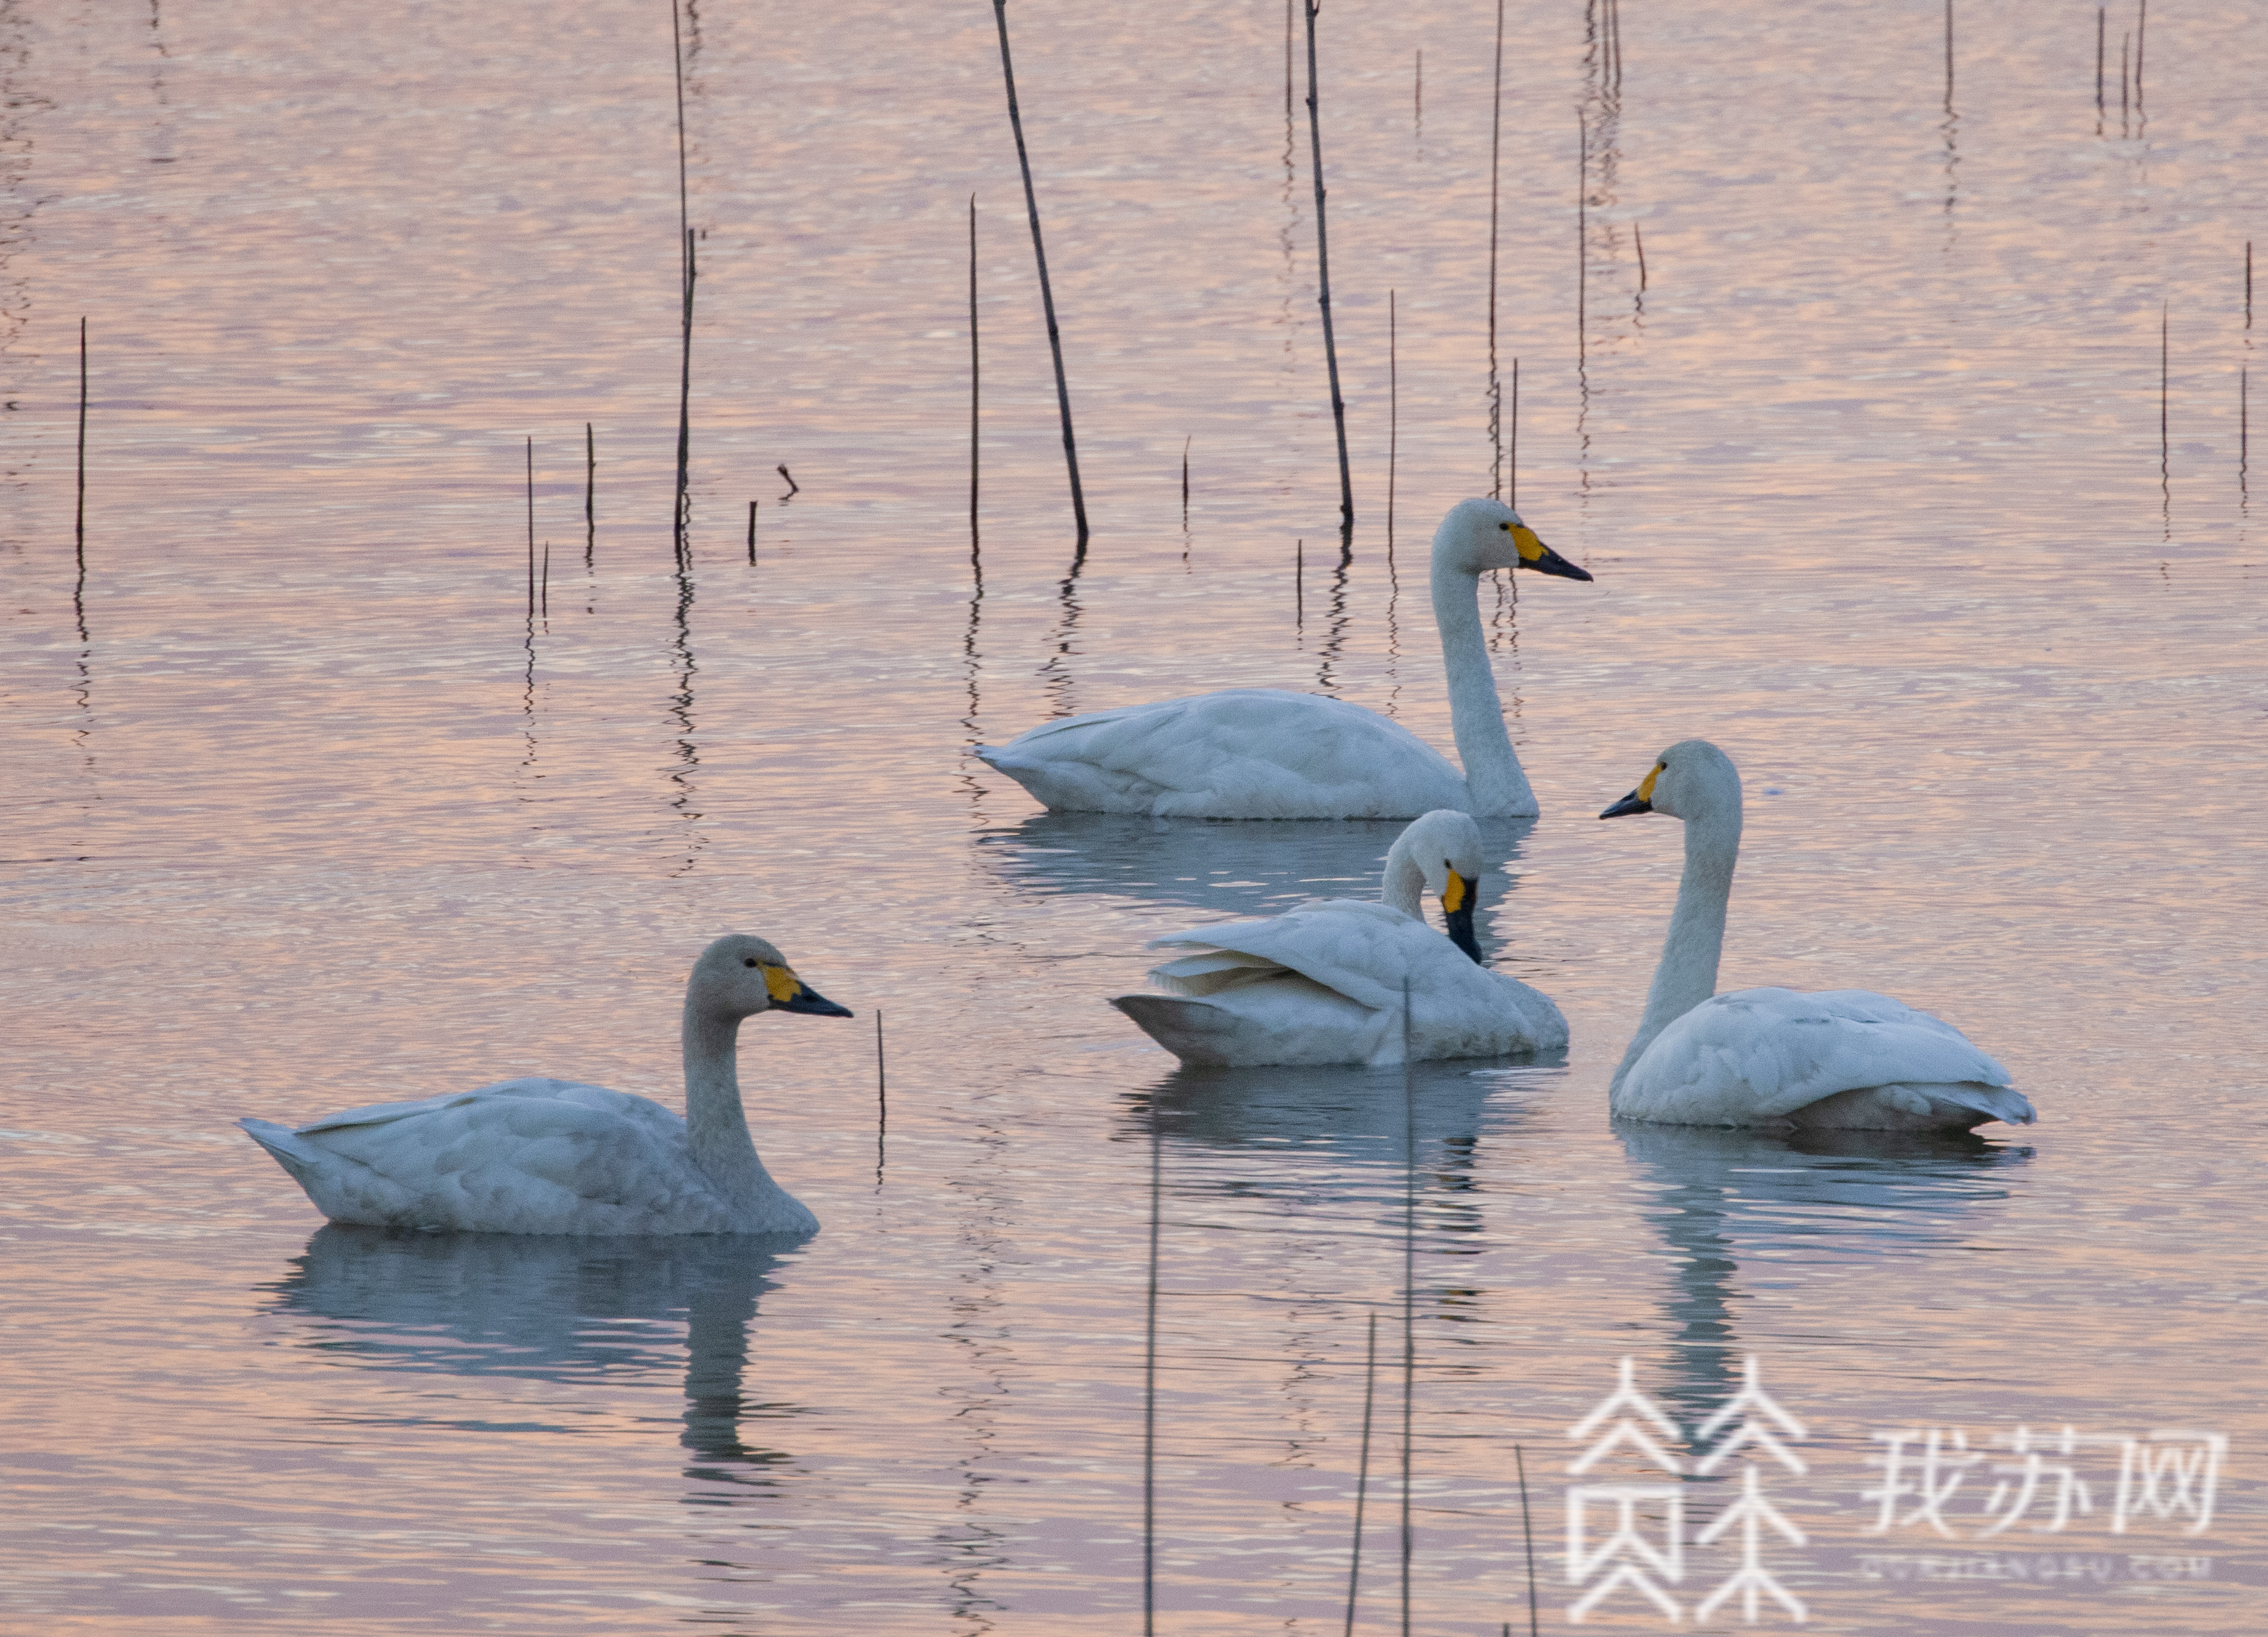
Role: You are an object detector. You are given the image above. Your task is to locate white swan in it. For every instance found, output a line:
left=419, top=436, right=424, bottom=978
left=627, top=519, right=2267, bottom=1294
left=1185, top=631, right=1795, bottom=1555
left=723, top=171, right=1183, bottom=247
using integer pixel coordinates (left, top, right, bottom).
left=238, top=935, right=852, bottom=1235
left=1110, top=809, right=1569, bottom=1067
left=1599, top=741, right=2034, bottom=1132
left=973, top=499, right=1592, bottom=818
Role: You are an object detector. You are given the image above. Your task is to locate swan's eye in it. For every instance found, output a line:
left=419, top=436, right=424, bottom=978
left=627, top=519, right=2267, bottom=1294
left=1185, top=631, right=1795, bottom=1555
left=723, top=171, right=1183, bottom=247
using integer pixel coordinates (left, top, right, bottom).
left=743, top=957, right=759, bottom=968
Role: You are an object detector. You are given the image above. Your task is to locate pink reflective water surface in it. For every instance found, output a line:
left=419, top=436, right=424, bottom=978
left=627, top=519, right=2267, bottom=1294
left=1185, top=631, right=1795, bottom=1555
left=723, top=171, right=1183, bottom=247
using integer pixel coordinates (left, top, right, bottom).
left=1, top=0, right=2261, bottom=1631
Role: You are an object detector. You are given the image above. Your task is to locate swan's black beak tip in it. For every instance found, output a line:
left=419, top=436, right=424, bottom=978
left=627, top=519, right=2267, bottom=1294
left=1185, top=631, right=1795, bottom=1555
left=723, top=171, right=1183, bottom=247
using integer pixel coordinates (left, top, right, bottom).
left=1528, top=542, right=1594, bottom=582
left=1599, top=791, right=1652, bottom=819
left=775, top=984, right=854, bottom=1017
left=1444, top=901, right=1484, bottom=963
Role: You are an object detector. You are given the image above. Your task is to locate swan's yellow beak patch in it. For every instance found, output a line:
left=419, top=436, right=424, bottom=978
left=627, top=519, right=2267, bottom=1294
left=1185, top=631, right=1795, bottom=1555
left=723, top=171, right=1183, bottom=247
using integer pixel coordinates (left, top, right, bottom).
left=760, top=964, right=803, bottom=1004
left=1511, top=524, right=1546, bottom=563
left=1441, top=869, right=1469, bottom=913
left=1637, top=763, right=1663, bottom=803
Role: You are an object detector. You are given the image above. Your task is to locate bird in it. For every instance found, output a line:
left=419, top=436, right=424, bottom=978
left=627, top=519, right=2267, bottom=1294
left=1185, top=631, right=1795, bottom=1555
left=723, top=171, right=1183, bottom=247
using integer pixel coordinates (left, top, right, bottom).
left=972, top=499, right=1592, bottom=818
left=1110, top=809, right=1569, bottom=1067
left=237, top=934, right=853, bottom=1235
left=1598, top=741, right=2034, bottom=1132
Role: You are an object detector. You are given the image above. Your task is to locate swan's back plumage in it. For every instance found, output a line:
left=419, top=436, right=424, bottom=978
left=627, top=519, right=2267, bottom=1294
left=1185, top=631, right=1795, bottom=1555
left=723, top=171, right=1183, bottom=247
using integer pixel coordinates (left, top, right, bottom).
left=977, top=689, right=1471, bottom=820
left=240, top=1076, right=814, bottom=1236
left=1118, top=899, right=1567, bottom=1067
left=1613, top=987, right=2032, bottom=1130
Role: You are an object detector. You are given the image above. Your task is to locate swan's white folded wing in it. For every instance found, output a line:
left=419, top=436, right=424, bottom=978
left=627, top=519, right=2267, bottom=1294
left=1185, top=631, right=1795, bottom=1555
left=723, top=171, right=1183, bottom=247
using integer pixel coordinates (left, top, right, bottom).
left=977, top=689, right=1469, bottom=818
left=247, top=1078, right=712, bottom=1233
left=1621, top=987, right=2015, bottom=1124
left=1145, top=900, right=1439, bottom=1011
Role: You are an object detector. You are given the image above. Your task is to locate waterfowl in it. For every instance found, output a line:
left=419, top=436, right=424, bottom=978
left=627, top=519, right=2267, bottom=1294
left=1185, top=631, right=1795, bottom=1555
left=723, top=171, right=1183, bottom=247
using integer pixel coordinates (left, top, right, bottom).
left=239, top=934, right=851, bottom=1235
left=1112, top=809, right=1568, bottom=1067
left=974, top=499, right=1592, bottom=818
left=1599, top=741, right=2034, bottom=1131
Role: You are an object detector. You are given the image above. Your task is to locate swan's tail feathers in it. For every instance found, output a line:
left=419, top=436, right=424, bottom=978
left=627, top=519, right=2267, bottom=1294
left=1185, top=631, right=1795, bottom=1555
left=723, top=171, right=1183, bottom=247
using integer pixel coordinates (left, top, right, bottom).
left=237, top=1117, right=415, bottom=1224
left=1944, top=1083, right=2036, bottom=1127
left=1111, top=994, right=1244, bottom=1067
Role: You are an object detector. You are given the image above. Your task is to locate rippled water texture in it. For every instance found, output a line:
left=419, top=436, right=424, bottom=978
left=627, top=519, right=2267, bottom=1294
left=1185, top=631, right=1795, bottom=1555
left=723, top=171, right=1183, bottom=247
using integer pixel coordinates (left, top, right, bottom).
left=2, top=0, right=2263, bottom=1630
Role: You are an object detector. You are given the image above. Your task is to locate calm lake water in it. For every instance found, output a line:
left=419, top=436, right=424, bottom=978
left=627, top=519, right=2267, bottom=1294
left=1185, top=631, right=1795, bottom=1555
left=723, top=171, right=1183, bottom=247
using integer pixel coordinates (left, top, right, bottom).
left=2, top=0, right=2262, bottom=1631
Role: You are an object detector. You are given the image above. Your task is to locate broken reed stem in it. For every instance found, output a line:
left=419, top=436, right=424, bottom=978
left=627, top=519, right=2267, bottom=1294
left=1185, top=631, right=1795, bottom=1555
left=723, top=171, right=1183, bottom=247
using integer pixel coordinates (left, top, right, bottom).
left=525, top=436, right=536, bottom=616
left=970, top=193, right=981, bottom=537
left=74, top=317, right=86, bottom=567
left=1303, top=0, right=1354, bottom=530
left=540, top=541, right=550, bottom=618
left=1181, top=435, right=1191, bottom=518
left=1487, top=0, right=1506, bottom=500
left=992, top=0, right=1091, bottom=556
left=584, top=422, right=596, bottom=567
left=676, top=228, right=696, bottom=560
left=670, top=0, right=692, bottom=560
left=1944, top=0, right=1954, bottom=111
left=1342, top=1311, right=1379, bottom=1637
left=2135, top=0, right=2145, bottom=115
left=1516, top=1445, right=1540, bottom=1635
left=747, top=499, right=757, bottom=565
left=1399, top=977, right=1416, bottom=1636
left=1296, top=538, right=1305, bottom=627
left=777, top=463, right=799, bottom=498
left=876, top=1008, right=886, bottom=1119
left=2095, top=7, right=2106, bottom=126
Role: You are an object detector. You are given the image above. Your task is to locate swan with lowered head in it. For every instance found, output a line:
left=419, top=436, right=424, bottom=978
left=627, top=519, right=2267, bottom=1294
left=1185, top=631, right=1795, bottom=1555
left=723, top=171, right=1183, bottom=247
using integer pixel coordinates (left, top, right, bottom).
left=1112, top=809, right=1569, bottom=1067
left=974, top=499, right=1592, bottom=818
left=238, top=934, right=852, bottom=1235
left=1598, top=742, right=2034, bottom=1131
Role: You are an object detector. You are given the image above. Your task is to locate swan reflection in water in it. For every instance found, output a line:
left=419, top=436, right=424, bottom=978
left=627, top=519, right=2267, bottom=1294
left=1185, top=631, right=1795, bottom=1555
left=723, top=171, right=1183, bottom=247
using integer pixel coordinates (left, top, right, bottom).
left=977, top=810, right=1544, bottom=958
left=1617, top=1123, right=2035, bottom=1428
left=1119, top=1057, right=1563, bottom=1240
left=262, top=1226, right=807, bottom=1487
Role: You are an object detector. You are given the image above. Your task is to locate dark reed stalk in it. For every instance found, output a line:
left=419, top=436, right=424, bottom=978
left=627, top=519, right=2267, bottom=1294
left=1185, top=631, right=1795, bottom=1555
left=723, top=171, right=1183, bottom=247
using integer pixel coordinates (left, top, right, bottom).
left=1944, top=0, right=1954, bottom=111
left=2245, top=244, right=2254, bottom=501
left=1302, top=0, right=1354, bottom=531
left=1181, top=435, right=1190, bottom=518
left=525, top=436, right=536, bottom=617
left=777, top=463, right=799, bottom=498
left=670, top=0, right=693, bottom=558
left=992, top=0, right=1091, bottom=556
left=1399, top=977, right=1416, bottom=1637
left=540, top=541, right=550, bottom=619
left=677, top=228, right=696, bottom=558
left=2120, top=35, right=2130, bottom=136
left=75, top=317, right=87, bottom=569
left=1635, top=226, right=1648, bottom=292
left=2095, top=8, right=2106, bottom=129
left=1387, top=290, right=1399, bottom=554
left=1341, top=1311, right=1379, bottom=1637
left=970, top=193, right=981, bottom=538
left=1143, top=1110, right=1162, bottom=1636
left=2161, top=303, right=2170, bottom=520
left=1414, top=49, right=1422, bottom=147
left=747, top=500, right=757, bottom=565
left=1516, top=1445, right=1540, bottom=1635
left=584, top=422, right=596, bottom=567
left=2135, top=0, right=2145, bottom=117
left=875, top=1008, right=887, bottom=1182
left=1487, top=0, right=1506, bottom=499
left=1296, top=539, right=1305, bottom=628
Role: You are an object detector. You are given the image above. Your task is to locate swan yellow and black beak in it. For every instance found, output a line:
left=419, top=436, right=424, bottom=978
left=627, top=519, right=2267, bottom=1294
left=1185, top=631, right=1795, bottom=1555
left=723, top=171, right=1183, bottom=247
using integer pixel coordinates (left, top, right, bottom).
left=1598, top=760, right=1664, bottom=819
left=1501, top=520, right=1594, bottom=582
left=1441, top=867, right=1484, bottom=963
left=761, top=963, right=855, bottom=1017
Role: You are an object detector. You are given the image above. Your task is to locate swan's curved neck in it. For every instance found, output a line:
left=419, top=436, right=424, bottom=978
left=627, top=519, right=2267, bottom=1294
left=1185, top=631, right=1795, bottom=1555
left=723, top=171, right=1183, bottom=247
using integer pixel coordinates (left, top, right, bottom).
left=683, top=1004, right=772, bottom=1199
left=1430, top=554, right=1533, bottom=815
left=1611, top=803, right=1741, bottom=1095
left=1380, top=837, right=1427, bottom=919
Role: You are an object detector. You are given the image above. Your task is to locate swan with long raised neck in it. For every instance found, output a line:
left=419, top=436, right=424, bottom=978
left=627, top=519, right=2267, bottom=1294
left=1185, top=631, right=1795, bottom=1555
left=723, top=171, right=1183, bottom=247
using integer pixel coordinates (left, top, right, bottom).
left=1599, top=742, right=2034, bottom=1131
left=1110, top=810, right=1568, bottom=1066
left=973, top=499, right=1593, bottom=818
left=238, top=935, right=852, bottom=1234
